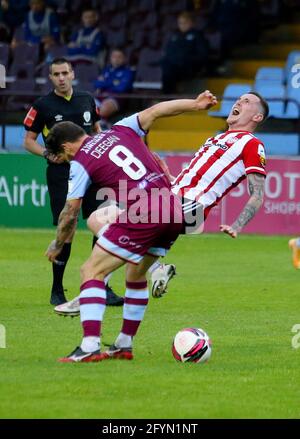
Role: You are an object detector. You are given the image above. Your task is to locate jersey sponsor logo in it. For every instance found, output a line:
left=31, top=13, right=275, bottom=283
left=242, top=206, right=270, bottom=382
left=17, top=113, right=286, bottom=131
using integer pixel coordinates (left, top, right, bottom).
left=258, top=144, right=266, bottom=167
left=83, top=111, right=91, bottom=123
left=55, top=114, right=63, bottom=122
left=218, top=143, right=228, bottom=151
left=23, top=107, right=37, bottom=127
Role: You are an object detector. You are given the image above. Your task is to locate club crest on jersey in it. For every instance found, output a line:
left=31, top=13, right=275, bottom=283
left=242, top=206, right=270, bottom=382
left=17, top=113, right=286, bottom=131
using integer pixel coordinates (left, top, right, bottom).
left=258, top=144, right=266, bottom=166
left=83, top=111, right=91, bottom=123
left=55, top=114, right=63, bottom=122
left=226, top=136, right=239, bottom=146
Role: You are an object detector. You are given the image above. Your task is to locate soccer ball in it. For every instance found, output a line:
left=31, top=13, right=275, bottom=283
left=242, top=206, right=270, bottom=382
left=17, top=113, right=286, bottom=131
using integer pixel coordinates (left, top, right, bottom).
left=172, top=327, right=212, bottom=363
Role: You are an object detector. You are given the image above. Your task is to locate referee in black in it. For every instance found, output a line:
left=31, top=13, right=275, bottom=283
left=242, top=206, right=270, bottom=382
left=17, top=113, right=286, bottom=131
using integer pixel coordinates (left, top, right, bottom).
left=24, top=57, right=123, bottom=307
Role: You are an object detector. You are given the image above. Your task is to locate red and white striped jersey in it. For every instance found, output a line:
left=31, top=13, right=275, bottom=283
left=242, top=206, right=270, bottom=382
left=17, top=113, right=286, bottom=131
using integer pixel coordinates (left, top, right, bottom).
left=172, top=130, right=266, bottom=216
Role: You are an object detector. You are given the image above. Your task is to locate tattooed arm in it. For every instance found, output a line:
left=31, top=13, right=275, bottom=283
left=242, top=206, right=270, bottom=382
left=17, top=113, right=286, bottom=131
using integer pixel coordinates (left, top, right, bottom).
left=45, top=199, right=82, bottom=262
left=220, top=173, right=265, bottom=238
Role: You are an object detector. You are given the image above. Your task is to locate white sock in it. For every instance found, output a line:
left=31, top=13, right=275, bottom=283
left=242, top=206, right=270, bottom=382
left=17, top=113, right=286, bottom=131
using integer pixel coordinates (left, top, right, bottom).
left=81, top=336, right=100, bottom=353
left=148, top=260, right=161, bottom=274
left=115, top=333, right=132, bottom=348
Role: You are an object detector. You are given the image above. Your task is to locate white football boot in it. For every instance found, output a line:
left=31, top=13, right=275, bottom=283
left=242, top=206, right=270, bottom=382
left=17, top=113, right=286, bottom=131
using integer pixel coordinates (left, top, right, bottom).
left=151, top=264, right=176, bottom=298
left=54, top=295, right=80, bottom=317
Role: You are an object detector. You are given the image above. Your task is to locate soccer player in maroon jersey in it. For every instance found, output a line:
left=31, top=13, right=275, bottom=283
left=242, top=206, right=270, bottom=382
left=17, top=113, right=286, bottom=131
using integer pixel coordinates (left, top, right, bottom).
left=53, top=91, right=269, bottom=319
left=45, top=90, right=217, bottom=362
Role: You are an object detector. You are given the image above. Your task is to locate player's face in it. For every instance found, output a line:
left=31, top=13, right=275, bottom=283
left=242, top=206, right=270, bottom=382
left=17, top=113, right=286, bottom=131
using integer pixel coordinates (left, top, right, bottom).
left=49, top=63, right=74, bottom=95
left=226, top=94, right=264, bottom=128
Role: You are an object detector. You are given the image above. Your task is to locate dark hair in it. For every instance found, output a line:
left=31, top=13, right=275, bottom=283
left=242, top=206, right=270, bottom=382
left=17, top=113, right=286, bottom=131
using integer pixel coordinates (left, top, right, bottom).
left=49, top=58, right=73, bottom=74
left=248, top=91, right=269, bottom=121
left=46, top=122, right=85, bottom=155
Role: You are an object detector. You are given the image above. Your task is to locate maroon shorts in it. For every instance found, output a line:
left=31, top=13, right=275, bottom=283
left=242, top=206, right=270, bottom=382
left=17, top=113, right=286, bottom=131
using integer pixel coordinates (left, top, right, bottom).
left=96, top=197, right=183, bottom=264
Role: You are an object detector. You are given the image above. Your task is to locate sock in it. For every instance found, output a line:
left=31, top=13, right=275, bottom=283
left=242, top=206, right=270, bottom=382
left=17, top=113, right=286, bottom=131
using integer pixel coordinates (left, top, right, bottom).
left=115, top=333, right=132, bottom=349
left=118, top=280, right=149, bottom=345
left=51, top=242, right=71, bottom=293
left=147, top=260, right=161, bottom=274
left=79, top=279, right=107, bottom=350
left=81, top=336, right=100, bottom=353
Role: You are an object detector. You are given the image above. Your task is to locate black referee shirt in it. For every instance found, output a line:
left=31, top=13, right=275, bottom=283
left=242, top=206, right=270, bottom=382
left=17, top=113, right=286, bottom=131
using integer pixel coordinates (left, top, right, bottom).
left=24, top=90, right=100, bottom=141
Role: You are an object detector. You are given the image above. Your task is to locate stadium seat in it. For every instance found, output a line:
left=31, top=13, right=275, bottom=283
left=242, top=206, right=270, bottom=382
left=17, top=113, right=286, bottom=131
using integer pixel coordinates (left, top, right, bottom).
left=105, top=29, right=127, bottom=48
left=74, top=63, right=99, bottom=83
left=12, top=42, right=39, bottom=66
left=267, top=100, right=285, bottom=118
left=142, top=11, right=158, bottom=30
left=283, top=100, right=300, bottom=118
left=255, top=83, right=285, bottom=99
left=258, top=133, right=299, bottom=155
left=159, top=0, right=191, bottom=15
left=0, top=43, right=9, bottom=68
left=255, top=67, right=284, bottom=85
left=134, top=0, right=157, bottom=13
left=100, top=0, right=127, bottom=13
left=209, top=99, right=235, bottom=117
left=135, top=48, right=162, bottom=84
left=46, top=44, right=68, bottom=61
left=223, top=83, right=253, bottom=99
left=108, top=12, right=127, bottom=30
left=286, top=83, right=300, bottom=105
left=285, top=50, right=300, bottom=80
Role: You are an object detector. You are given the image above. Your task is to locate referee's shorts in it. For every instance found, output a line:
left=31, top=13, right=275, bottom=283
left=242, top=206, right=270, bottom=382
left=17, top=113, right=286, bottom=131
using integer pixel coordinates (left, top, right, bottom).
left=46, top=163, right=101, bottom=225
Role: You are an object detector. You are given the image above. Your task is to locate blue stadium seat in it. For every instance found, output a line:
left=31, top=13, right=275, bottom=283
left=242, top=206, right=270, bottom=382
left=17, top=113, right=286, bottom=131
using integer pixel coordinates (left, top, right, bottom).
left=282, top=100, right=300, bottom=118
left=223, top=83, right=252, bottom=99
left=286, top=81, right=300, bottom=104
left=285, top=50, right=300, bottom=80
left=267, top=100, right=285, bottom=118
left=258, top=133, right=299, bottom=155
left=209, top=99, right=235, bottom=117
left=255, top=83, right=285, bottom=99
left=255, top=67, right=284, bottom=86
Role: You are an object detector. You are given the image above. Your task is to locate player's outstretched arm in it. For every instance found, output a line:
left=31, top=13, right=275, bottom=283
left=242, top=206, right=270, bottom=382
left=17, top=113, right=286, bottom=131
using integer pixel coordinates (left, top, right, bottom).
left=220, top=173, right=265, bottom=238
left=45, top=198, right=82, bottom=262
left=138, top=90, right=218, bottom=132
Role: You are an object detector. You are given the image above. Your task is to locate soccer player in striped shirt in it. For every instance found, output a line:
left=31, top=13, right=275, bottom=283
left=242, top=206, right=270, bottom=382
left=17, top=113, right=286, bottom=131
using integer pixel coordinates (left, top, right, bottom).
left=172, top=91, right=268, bottom=237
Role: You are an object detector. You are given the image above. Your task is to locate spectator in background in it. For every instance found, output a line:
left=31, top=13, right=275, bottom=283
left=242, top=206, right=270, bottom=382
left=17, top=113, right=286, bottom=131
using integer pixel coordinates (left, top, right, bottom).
left=67, top=9, right=105, bottom=66
left=0, top=0, right=29, bottom=40
left=161, top=11, right=208, bottom=94
left=23, top=0, right=60, bottom=53
left=94, top=48, right=134, bottom=125
left=211, top=0, right=242, bottom=60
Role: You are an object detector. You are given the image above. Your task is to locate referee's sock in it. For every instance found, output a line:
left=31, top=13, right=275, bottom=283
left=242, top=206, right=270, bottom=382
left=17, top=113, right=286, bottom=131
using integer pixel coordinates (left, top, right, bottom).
left=50, top=242, right=72, bottom=305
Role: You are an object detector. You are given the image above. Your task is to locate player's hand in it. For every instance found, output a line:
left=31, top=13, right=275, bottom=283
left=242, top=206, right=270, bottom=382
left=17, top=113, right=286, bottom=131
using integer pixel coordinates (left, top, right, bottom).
left=195, top=90, right=218, bottom=110
left=152, top=152, right=174, bottom=182
left=47, top=153, right=65, bottom=164
left=220, top=224, right=238, bottom=238
left=45, top=240, right=62, bottom=262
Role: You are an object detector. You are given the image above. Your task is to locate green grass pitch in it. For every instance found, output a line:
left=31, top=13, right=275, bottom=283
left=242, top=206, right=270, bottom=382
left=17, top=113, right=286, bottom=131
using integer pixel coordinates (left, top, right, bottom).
left=0, top=228, right=299, bottom=419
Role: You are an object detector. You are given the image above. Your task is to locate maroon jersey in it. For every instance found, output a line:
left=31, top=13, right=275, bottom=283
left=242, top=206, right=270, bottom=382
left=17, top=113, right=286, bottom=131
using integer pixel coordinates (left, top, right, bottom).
left=67, top=114, right=171, bottom=209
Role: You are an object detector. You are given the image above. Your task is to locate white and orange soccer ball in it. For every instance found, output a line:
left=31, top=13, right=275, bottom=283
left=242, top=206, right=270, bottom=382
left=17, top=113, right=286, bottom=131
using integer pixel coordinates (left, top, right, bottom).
left=172, top=327, right=212, bottom=363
